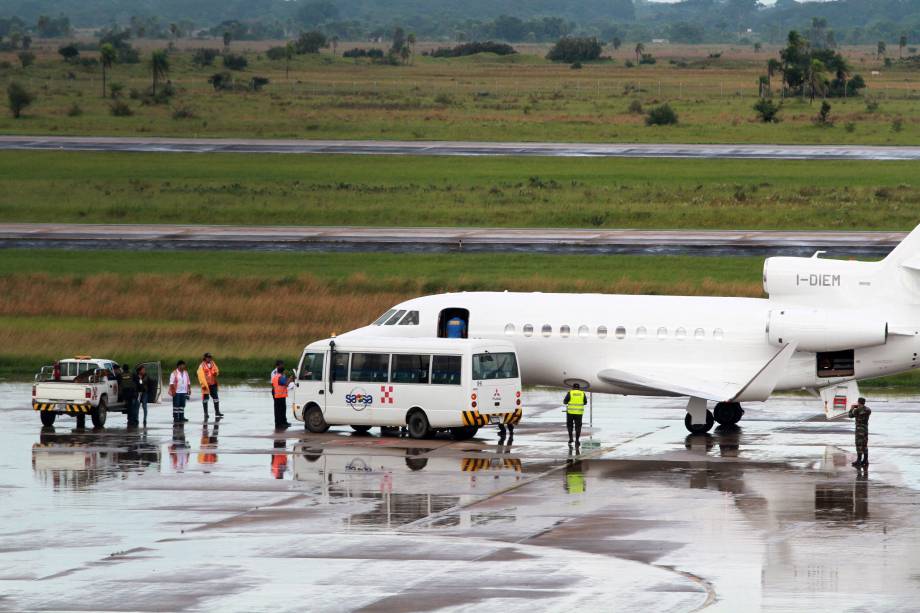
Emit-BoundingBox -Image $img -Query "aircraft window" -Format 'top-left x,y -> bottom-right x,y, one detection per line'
299,352 -> 324,381
504,323 -> 516,336
391,354 -> 430,384
636,326 -> 647,339
578,325 -> 589,338
332,352 -> 350,381
523,324 -> 534,337
694,328 -> 706,339
431,355 -> 462,385
657,327 -> 668,339
373,309 -> 396,326
615,326 -> 626,339
597,326 -> 608,339
350,353 -> 390,382
385,310 -> 407,325
399,310 -> 419,326
541,324 -> 552,337
713,328 -> 724,340
560,325 -> 571,338
675,327 -> 687,339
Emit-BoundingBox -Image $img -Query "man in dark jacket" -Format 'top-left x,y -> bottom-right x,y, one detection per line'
848,397 -> 872,468
120,363 -> 140,426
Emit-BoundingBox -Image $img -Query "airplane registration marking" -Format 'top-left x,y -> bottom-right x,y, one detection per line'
796,273 -> 841,287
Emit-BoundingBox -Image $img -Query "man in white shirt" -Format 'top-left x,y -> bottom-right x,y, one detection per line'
169,360 -> 191,424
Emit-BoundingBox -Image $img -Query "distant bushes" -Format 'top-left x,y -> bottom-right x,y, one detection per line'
546,37 -> 603,63
428,41 -> 516,58
343,48 -> 384,59
645,103 -> 678,126
266,46 -> 290,61
223,53 -> 248,70
192,48 -> 220,67
753,98 -> 781,123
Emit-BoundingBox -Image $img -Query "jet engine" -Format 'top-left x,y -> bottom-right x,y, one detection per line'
767,308 -> 887,352
763,256 -> 879,301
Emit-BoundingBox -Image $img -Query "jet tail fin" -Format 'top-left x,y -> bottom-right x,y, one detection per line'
883,224 -> 920,271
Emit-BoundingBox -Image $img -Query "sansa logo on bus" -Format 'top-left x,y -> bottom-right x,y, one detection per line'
345,388 -> 374,411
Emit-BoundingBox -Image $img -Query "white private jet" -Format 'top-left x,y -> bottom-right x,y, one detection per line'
341,225 -> 920,433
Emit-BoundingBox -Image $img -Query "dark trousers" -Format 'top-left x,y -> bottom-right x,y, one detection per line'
856,441 -> 869,465
566,412 -> 583,443
125,391 -> 139,425
273,397 -> 288,427
203,383 -> 220,414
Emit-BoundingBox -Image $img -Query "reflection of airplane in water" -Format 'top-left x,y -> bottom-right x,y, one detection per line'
292,442 -> 524,528
31,427 -> 160,489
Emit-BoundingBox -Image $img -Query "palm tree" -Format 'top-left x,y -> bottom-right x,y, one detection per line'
877,40 -> 886,60
805,58 -> 827,103
150,50 -> 169,98
284,41 -> 294,80
331,35 -> 339,57
899,35 -> 907,59
399,44 -> 411,65
634,42 -> 644,64
100,43 -> 116,98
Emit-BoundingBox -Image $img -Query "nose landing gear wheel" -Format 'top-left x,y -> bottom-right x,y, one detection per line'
685,410 -> 715,434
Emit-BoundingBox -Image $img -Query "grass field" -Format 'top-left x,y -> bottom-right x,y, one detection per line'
0,43 -> 918,143
3,151 -> 920,229
1,247 -> 916,387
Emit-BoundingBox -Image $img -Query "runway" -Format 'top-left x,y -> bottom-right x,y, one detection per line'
2,135 -> 920,160
0,223 -> 907,256
4,384 -> 920,611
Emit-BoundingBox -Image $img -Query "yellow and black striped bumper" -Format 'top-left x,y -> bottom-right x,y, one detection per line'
461,408 -> 523,427
33,402 -> 92,413
461,457 -> 523,472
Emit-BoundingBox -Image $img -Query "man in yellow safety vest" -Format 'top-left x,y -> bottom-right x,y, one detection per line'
563,383 -> 586,448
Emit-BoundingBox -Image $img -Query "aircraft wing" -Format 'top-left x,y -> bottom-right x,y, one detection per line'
597,343 -> 798,403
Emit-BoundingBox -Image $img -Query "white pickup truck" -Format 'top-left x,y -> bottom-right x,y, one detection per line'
32,357 -> 162,428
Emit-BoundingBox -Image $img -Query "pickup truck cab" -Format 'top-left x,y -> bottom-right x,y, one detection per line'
33,357 -> 161,428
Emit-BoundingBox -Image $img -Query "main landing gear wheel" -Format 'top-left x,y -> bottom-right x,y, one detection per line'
407,410 -> 432,440
305,405 -> 330,433
40,411 -> 56,427
713,402 -> 744,426
684,410 -> 715,434
351,425 -> 372,435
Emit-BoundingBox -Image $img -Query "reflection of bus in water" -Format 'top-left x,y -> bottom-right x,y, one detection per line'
292,442 -> 522,528
31,429 -> 160,490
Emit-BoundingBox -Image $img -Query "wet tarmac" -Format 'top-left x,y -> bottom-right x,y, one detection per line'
2,136 -> 920,161
3,384 -> 920,611
0,224 -> 905,257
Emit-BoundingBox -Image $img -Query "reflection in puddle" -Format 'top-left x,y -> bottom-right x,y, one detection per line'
291,442 -> 523,529
32,427 -> 160,490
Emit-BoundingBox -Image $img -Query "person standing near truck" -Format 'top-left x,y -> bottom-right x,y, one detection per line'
271,365 -> 293,429
169,360 -> 191,424
197,352 -> 223,421
137,364 -> 155,427
120,363 -> 140,427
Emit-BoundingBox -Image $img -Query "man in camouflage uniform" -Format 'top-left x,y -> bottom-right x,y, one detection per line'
848,397 -> 871,468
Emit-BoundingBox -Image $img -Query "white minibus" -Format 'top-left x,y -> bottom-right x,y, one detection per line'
291,337 -> 523,440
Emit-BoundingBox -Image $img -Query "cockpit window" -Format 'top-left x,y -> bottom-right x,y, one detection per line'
399,310 -> 419,325
385,309 -> 407,325
373,309 -> 396,326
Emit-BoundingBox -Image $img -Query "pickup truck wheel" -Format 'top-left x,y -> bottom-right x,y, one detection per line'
76,414 -> 86,429
91,397 -> 108,429
40,411 -> 56,427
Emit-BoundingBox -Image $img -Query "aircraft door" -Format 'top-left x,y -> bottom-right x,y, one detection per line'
438,308 -> 470,339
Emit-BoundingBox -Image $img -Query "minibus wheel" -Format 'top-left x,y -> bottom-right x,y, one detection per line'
407,409 -> 432,439
305,405 -> 330,433
450,426 -> 478,441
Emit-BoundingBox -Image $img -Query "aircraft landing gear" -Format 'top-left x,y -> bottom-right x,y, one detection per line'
713,402 -> 744,427
684,397 -> 714,434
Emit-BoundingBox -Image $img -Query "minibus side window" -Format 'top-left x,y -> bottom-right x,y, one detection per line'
391,354 -> 430,383
350,353 -> 390,382
332,353 -> 350,381
431,355 -> 462,385
472,352 -> 519,380
299,352 -> 324,381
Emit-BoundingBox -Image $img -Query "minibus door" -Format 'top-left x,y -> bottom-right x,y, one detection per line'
293,350 -> 327,421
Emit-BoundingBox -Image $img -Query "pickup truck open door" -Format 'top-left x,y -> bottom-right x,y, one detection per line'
137,362 -> 163,403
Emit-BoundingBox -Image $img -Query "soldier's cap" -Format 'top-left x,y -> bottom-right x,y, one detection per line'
858,397 -> 866,403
